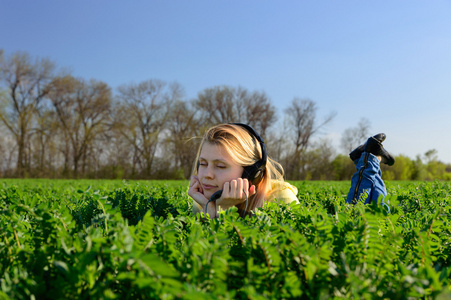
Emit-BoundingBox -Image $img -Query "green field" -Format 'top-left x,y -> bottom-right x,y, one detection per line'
1,179 -> 450,299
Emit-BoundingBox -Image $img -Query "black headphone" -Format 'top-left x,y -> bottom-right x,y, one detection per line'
196,123 -> 267,186
233,123 -> 267,185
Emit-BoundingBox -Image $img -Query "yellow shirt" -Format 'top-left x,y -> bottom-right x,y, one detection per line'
192,180 -> 299,214
266,180 -> 299,204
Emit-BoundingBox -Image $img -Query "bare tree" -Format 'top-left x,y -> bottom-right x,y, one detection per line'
30,106 -> 59,177
340,118 -> 371,153
0,51 -> 55,176
163,99 -> 201,178
283,98 -> 336,179
47,76 -> 73,175
47,75 -> 112,178
113,79 -> 176,178
194,86 -> 236,125
234,87 -> 277,137
194,86 -> 277,137
98,125 -> 134,179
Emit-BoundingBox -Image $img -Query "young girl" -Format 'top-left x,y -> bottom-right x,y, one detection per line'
188,123 -> 299,218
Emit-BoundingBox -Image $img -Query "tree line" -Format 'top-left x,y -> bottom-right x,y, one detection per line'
1,49 -> 450,180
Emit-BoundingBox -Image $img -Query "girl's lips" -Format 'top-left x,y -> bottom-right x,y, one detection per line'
202,184 -> 217,190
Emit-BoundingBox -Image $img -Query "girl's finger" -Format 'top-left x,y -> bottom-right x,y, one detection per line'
192,180 -> 199,190
237,181 -> 243,199
191,179 -> 203,194
222,181 -> 230,198
189,176 -> 199,187
249,185 -> 256,197
242,178 -> 249,195
230,179 -> 238,198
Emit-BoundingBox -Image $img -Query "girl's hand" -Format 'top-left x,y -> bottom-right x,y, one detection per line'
188,176 -> 218,218
216,178 -> 256,210
188,176 -> 208,207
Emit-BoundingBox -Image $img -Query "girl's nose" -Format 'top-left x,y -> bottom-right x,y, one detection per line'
202,165 -> 214,179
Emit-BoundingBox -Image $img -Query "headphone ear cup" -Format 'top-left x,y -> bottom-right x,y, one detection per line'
242,165 -> 254,182
252,169 -> 264,185
243,164 -> 264,185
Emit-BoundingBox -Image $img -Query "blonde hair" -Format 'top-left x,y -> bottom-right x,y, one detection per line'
192,123 -> 285,215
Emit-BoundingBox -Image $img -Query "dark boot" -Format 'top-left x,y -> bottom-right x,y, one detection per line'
349,133 -> 386,161
364,135 -> 395,166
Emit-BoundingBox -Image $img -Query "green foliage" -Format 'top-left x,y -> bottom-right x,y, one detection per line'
1,179 -> 451,299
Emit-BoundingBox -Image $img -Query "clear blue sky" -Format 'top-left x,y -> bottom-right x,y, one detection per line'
1,1 -> 451,163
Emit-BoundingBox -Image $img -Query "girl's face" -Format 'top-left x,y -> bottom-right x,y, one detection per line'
197,142 -> 244,199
